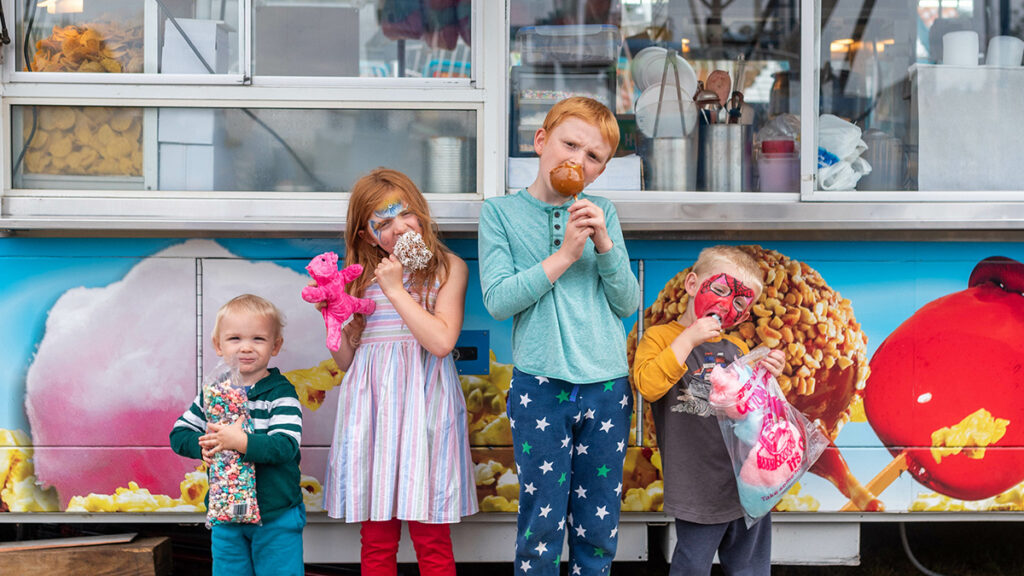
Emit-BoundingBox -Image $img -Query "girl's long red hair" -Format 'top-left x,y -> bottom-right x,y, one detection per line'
343,168 -> 451,344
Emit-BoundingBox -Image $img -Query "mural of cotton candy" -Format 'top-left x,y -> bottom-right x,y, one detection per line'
201,252 -> 343,451
25,240 -> 336,506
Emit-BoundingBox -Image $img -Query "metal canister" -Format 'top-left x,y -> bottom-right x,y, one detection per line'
639,133 -> 698,191
698,124 -> 753,192
426,136 -> 473,194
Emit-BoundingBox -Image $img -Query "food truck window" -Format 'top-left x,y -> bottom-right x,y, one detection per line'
14,0 -> 475,82
252,0 -> 473,79
507,0 -> 801,193
814,0 -> 1024,196
16,0 -> 244,80
10,105 -> 478,193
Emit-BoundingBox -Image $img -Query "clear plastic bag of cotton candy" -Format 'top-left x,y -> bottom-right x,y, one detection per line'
707,347 -> 828,526
202,360 -> 261,527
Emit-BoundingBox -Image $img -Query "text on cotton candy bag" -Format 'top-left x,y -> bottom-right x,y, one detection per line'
708,347 -> 828,525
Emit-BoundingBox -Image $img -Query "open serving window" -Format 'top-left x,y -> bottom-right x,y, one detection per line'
507,0 -> 802,198
809,0 -> 1024,201
504,0 -> 1024,212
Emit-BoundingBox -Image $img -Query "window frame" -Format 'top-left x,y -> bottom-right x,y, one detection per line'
0,0 -> 507,231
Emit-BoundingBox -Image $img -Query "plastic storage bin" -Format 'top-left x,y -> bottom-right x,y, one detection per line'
911,64 -> 1024,191
516,25 -> 620,66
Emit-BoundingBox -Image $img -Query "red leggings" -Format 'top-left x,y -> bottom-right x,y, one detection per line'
360,519 -> 455,576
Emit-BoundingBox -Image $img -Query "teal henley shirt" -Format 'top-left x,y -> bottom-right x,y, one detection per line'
478,189 -> 640,384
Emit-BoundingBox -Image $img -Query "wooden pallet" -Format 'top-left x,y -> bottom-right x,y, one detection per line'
0,534 -> 171,576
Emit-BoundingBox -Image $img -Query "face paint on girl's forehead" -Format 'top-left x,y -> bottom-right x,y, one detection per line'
373,196 -> 405,220
368,196 -> 407,242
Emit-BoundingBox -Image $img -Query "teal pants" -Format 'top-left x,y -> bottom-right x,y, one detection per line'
211,503 -> 305,576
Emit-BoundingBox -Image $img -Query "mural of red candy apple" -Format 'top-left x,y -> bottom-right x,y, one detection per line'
864,256 -> 1024,501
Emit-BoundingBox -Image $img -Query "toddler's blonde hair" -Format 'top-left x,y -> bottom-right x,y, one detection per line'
211,294 -> 285,343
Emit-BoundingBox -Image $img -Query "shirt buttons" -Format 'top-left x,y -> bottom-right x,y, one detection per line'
554,239 -> 562,246
554,211 -> 561,218
554,224 -> 561,230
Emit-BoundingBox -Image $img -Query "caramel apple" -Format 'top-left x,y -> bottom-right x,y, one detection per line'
550,162 -> 584,197
864,256 -> 1024,501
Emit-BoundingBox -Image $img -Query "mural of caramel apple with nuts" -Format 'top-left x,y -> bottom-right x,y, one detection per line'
627,245 -> 882,511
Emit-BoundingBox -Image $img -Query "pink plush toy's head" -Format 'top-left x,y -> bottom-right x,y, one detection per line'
306,252 -> 340,283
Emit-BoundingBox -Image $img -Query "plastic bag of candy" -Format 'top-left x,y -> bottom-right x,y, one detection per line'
708,347 -> 828,525
202,360 -> 261,527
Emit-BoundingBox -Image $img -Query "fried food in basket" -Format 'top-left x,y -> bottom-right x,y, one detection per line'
22,106 -> 143,177
31,20 -> 143,74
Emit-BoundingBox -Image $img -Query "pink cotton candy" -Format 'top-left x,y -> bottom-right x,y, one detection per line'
738,418 -> 804,488
709,365 -> 750,419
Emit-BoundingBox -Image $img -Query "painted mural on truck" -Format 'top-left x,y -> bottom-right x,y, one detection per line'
1,237 -> 1022,516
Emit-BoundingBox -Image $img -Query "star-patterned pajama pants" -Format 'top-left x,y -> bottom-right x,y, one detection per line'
507,368 -> 634,575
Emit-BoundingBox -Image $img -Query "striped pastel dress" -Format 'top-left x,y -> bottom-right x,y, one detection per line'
323,274 -> 478,523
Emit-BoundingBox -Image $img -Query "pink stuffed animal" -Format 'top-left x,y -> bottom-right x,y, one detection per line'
301,252 -> 376,351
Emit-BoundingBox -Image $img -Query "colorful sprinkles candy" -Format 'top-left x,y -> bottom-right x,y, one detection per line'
203,364 -> 261,526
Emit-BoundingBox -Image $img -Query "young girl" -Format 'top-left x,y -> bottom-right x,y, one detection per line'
318,168 -> 477,575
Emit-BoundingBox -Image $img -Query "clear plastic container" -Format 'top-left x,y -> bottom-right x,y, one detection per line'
516,25 -> 620,66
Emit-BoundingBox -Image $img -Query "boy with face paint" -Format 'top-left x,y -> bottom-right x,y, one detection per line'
632,246 -> 786,576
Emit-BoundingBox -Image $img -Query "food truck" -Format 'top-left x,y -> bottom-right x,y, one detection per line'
1,0 -> 1022,566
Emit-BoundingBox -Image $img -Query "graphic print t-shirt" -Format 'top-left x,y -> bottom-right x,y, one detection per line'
650,328 -> 748,524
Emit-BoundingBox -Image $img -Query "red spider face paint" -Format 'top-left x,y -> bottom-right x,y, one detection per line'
693,273 -> 756,328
